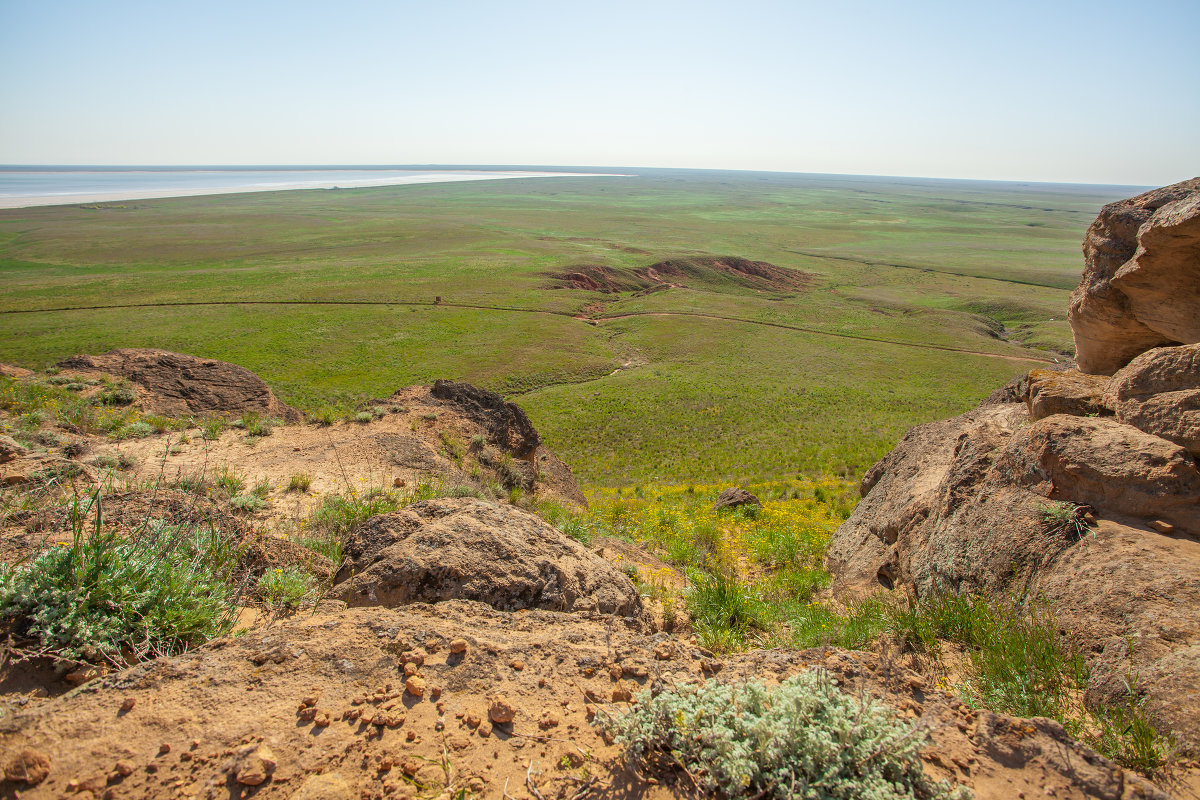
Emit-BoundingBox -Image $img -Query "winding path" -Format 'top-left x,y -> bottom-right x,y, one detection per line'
1,298 -> 1057,365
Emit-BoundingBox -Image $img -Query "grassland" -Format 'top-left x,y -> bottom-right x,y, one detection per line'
0,169 -> 1136,485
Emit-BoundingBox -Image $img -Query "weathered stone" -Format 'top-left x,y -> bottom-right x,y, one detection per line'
1105,342 -> 1200,457
331,498 -> 642,617
712,487 -> 762,511
58,348 -> 302,422
1069,178 -> 1200,374
1022,368 -> 1109,419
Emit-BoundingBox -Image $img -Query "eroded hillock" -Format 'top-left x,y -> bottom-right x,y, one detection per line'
546,255 -> 813,294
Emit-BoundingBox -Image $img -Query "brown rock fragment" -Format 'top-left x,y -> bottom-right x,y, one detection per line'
487,695 -> 517,724
4,748 -> 51,785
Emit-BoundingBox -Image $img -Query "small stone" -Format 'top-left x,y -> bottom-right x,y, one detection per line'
114,760 -> 135,777
700,659 -> 723,674
449,638 -> 469,654
314,712 -> 332,727
406,730 -> 418,742
118,697 -> 136,713
4,748 -> 51,785
298,706 -> 318,721
424,638 -> 440,653
465,712 -> 482,728
622,664 -> 649,678
538,714 -> 560,730
403,662 -> 419,677
400,651 -> 425,667
234,745 -> 277,786
608,663 -> 622,680
64,666 -> 102,686
158,743 -> 171,756
430,686 -> 442,700
612,682 -> 633,703
405,676 -> 427,697
509,659 -> 525,671
585,704 -> 597,721
393,477 -> 406,488
1150,520 -> 1176,534
488,695 -> 517,724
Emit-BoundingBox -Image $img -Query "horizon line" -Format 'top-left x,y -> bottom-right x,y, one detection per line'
0,163 -> 1162,190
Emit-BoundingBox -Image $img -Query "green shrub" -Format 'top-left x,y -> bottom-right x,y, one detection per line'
215,466 -> 244,496
230,494 -> 267,512
199,417 -> 228,440
287,473 -> 312,492
469,433 -> 487,450
1039,501 -> 1089,541
93,386 -> 136,406
251,478 -> 272,498
597,671 -> 969,800
312,406 -> 338,426
91,455 -> 119,470
308,491 -> 401,541
239,412 -> 274,438
142,414 -> 173,433
1085,682 -> 1175,775
257,566 -> 315,610
112,421 -> 154,440
888,594 -> 1087,722
439,430 -> 465,462
0,492 -> 240,660
354,411 -> 374,423
687,568 -> 773,652
297,534 -> 343,564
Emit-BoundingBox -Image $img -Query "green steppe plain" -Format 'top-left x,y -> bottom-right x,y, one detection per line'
0,170 -> 1136,486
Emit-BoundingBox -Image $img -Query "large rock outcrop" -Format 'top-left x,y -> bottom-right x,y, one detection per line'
331,498 -> 642,617
1068,178 -> 1200,374
57,348 -> 302,422
829,181 -> 1200,753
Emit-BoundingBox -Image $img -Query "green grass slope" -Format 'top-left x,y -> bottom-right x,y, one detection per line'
0,170 -> 1135,485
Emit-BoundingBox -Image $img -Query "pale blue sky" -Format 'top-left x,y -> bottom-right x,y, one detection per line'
2,0 -> 1196,184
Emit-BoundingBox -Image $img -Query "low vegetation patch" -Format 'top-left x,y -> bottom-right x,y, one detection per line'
0,490 -> 241,662
257,566 -> 315,611
597,670 -> 969,800
559,482 -> 1175,775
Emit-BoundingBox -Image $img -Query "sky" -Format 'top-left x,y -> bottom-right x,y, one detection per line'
1,0 -> 1197,185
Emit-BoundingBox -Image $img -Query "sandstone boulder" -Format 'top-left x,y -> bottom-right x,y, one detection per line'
331,498 -> 642,616
1068,178 -> 1200,375
58,348 -> 302,422
827,398 -> 1200,751
713,487 -> 762,511
1022,368 -> 1109,419
1104,342 -> 1200,457
997,415 -> 1200,536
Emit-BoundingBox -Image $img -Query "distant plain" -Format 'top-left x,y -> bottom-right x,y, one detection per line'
0,169 -> 1138,485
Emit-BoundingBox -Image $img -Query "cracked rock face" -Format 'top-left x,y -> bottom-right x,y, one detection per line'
1068,177 -> 1200,375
